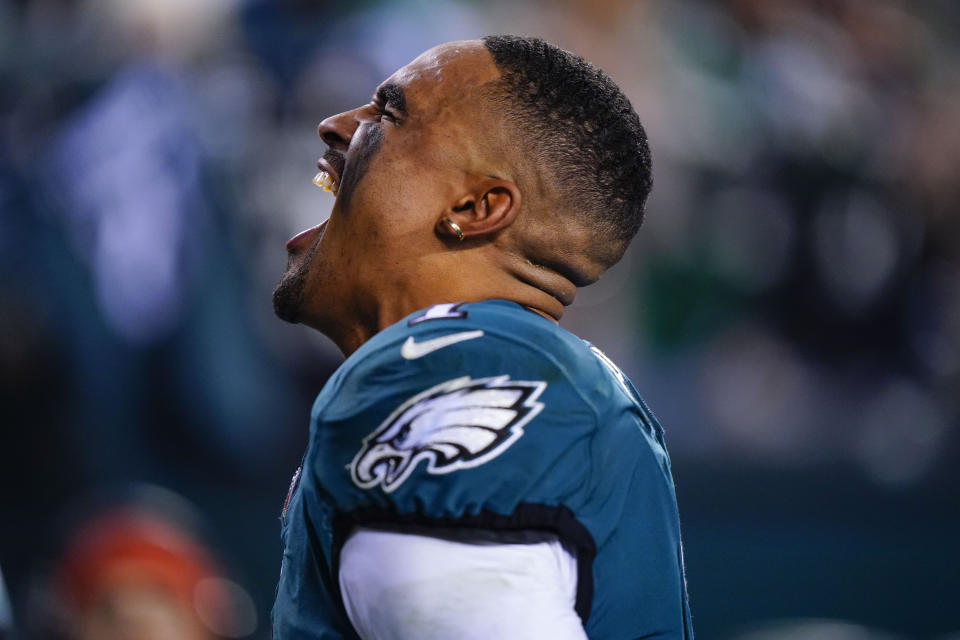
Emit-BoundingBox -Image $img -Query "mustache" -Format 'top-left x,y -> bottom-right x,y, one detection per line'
322,149 -> 346,178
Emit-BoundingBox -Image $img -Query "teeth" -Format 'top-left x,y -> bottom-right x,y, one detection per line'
312,170 -> 339,195
312,170 -> 332,189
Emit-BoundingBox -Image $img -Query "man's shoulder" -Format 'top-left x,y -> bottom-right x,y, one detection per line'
300,300 -> 669,553
311,300 -> 613,442
303,301 -> 608,507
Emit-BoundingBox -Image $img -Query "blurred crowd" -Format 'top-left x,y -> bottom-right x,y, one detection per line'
1,0 -> 958,638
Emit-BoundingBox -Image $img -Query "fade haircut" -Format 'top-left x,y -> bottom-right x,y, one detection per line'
482,35 -> 652,267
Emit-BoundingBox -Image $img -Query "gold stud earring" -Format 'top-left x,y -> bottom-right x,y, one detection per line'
442,217 -> 464,242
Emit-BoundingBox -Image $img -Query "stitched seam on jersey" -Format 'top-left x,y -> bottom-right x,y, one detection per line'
300,492 -> 362,640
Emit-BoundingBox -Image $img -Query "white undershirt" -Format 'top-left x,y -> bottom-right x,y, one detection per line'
339,527 -> 587,640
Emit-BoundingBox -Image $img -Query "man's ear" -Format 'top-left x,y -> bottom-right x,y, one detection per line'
436,178 -> 522,241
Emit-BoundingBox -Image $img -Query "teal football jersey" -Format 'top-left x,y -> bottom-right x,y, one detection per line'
273,300 -> 694,639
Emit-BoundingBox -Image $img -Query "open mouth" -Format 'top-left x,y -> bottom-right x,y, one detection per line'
313,170 -> 339,195
313,155 -> 343,195
288,154 -> 342,249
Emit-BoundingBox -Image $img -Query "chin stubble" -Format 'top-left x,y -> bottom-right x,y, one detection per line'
272,240 -> 319,323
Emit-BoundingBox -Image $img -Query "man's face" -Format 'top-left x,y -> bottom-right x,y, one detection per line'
273,41 -> 501,337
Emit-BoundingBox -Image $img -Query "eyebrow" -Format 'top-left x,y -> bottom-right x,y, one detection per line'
375,83 -> 407,119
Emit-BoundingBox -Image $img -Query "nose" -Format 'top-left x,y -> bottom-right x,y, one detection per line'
317,108 -> 362,151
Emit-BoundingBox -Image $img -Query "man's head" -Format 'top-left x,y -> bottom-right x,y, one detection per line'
480,35 -> 652,269
273,36 -> 651,353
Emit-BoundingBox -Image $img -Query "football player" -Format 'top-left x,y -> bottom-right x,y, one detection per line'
271,36 -> 694,639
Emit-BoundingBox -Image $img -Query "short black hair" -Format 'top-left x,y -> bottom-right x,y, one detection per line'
482,35 -> 652,266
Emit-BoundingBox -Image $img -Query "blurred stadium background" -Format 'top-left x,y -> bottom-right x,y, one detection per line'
1,0 -> 958,638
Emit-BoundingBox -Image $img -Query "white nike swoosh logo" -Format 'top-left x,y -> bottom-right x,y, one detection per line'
401,330 -> 485,360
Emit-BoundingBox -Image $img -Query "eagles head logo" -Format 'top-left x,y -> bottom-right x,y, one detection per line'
350,376 -> 547,493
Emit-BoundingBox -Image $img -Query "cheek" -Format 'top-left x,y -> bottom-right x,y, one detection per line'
354,147 -> 446,226
338,124 -> 385,210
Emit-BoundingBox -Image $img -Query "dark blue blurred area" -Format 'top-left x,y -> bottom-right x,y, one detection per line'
1,0 -> 958,638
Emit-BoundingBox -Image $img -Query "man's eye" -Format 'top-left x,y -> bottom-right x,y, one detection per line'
376,108 -> 395,123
